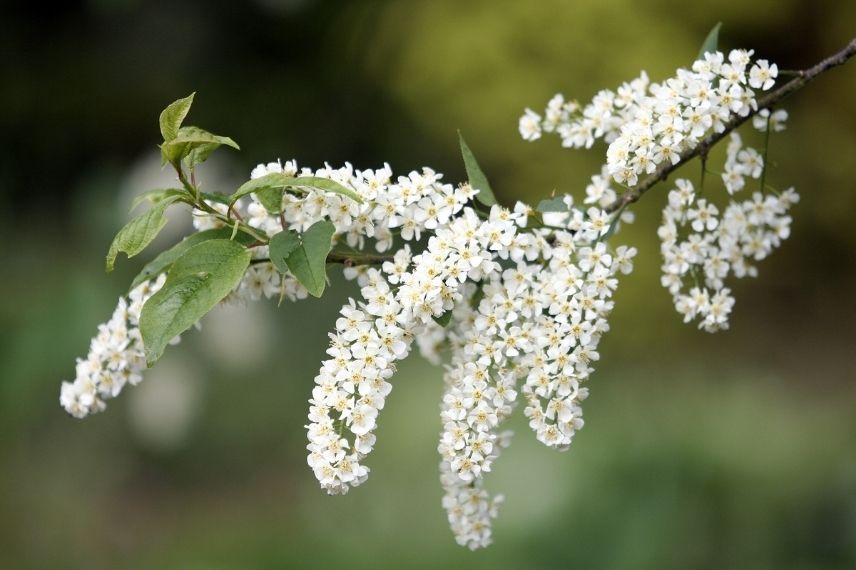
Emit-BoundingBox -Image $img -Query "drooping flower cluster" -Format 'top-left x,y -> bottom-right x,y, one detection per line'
306,204 -> 524,496
60,275 -> 165,418
430,219 -> 635,548
658,174 -> 798,331
521,50 -> 780,186
254,157 -> 637,546
58,258 -> 297,419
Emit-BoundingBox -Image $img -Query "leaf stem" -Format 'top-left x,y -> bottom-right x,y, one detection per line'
175,163 -> 269,244
252,251 -> 394,267
759,111 -> 772,193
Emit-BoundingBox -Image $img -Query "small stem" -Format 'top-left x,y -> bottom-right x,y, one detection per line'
251,251 -> 394,267
327,251 -> 395,266
175,165 -> 198,202
175,162 -> 269,243
759,111 -> 772,192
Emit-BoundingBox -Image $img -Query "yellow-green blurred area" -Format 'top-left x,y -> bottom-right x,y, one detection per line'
2,0 -> 855,568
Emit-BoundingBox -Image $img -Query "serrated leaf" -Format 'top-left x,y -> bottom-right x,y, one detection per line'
433,309 -> 453,327
230,173 -> 363,210
140,239 -> 251,365
130,228 -> 257,289
159,93 -> 195,141
459,131 -> 497,207
106,195 -> 181,272
160,125 -> 239,166
697,22 -> 722,61
268,231 -> 301,274
271,221 -> 335,297
536,196 -> 569,213
129,188 -> 188,213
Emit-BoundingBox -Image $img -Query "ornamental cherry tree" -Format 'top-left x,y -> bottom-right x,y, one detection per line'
59,29 -> 856,549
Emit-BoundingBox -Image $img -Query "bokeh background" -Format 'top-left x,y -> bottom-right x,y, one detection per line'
2,1 -> 855,568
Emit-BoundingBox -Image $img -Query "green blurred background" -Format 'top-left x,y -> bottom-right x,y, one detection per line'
2,1 -> 855,568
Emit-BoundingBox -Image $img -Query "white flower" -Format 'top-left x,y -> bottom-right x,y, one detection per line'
519,108 -> 543,141
752,108 -> 788,132
687,199 -> 719,232
748,59 -> 778,90
349,404 -> 378,435
59,275 -> 167,418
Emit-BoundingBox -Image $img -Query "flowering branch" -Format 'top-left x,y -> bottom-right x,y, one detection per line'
62,30 -> 856,552
605,36 -> 856,213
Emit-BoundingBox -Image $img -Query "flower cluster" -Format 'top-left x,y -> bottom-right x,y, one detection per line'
658,176 -> 798,331
519,73 -> 651,147
60,275 -> 165,418
522,50 -> 780,186
59,258 -> 298,419
432,220 -> 635,548
273,159 -> 637,546
244,160 -> 476,252
306,204 -> 523,496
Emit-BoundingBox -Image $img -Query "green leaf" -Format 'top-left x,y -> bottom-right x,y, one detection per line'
230,173 -> 363,210
292,177 -> 363,204
160,125 -> 239,166
230,174 -> 295,209
140,239 -> 251,365
129,188 -> 188,213
130,228 -> 257,289
697,22 -> 722,60
433,309 -> 453,327
458,131 -> 497,207
269,221 -> 335,297
268,231 -> 301,274
536,195 -> 569,213
106,195 -> 181,272
186,142 -> 220,169
159,93 -> 195,141
255,187 -> 284,213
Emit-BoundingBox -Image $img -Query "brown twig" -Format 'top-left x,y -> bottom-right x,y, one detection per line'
326,252 -> 394,266
252,252 -> 395,267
